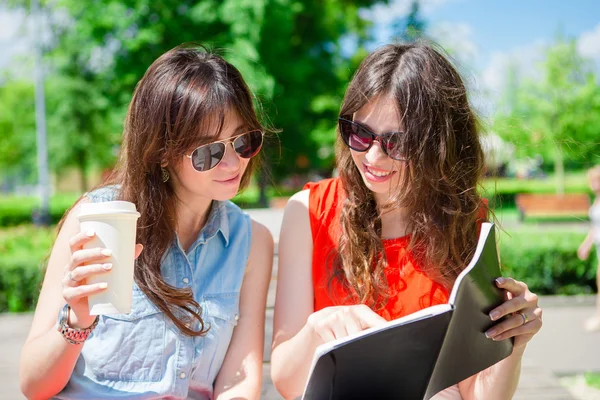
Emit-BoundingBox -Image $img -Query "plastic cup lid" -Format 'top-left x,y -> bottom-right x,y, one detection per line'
77,201 -> 141,219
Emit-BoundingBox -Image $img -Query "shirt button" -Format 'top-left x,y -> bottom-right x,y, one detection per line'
182,278 -> 189,284
180,372 -> 186,379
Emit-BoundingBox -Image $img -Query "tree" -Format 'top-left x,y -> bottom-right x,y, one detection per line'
493,36 -> 600,193
392,0 -> 426,43
4,0 -> 389,192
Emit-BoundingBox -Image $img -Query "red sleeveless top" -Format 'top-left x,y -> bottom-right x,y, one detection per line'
304,178 -> 450,321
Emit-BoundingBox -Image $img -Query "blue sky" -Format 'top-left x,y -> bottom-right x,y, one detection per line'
1,0 -> 599,104
425,0 -> 600,67
364,0 -> 600,114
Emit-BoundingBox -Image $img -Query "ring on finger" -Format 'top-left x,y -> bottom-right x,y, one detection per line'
68,271 -> 77,282
517,311 -> 529,325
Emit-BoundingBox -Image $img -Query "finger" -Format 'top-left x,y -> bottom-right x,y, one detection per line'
314,320 -> 336,344
495,277 -> 527,296
490,318 -> 542,342
353,305 -> 387,329
489,294 -> 528,320
67,263 -> 113,284
344,315 -> 364,336
486,311 -> 532,338
63,282 -> 108,303
69,248 -> 113,270
329,314 -> 349,340
134,244 -> 144,260
68,230 -> 97,252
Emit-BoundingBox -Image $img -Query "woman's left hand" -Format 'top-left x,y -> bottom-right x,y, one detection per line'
485,277 -> 543,350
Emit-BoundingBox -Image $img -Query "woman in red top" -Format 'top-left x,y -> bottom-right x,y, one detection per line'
271,42 -> 542,399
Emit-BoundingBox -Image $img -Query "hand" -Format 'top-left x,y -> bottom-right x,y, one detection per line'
577,244 -> 590,261
485,277 -> 542,350
306,304 -> 387,344
61,230 -> 143,328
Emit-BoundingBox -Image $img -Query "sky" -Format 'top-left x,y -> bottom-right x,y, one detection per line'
365,0 -> 600,114
1,0 -> 599,114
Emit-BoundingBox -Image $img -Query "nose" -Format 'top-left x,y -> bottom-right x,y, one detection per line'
364,140 -> 388,163
217,142 -> 241,171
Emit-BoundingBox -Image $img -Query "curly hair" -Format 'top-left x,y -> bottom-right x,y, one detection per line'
334,42 -> 485,309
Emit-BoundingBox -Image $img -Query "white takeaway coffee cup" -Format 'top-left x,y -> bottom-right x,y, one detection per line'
77,201 -> 141,315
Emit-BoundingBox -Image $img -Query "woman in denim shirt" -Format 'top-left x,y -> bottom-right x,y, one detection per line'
20,44 -> 274,399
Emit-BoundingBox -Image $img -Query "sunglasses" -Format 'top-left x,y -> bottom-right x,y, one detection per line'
186,130 -> 264,172
338,117 -> 406,161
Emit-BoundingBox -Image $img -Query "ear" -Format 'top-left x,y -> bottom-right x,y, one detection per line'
161,161 -> 168,168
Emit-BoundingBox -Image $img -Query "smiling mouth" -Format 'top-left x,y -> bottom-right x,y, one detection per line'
364,164 -> 394,177
216,174 -> 240,183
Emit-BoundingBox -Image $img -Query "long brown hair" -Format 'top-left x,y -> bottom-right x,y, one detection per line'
335,42 -> 485,309
107,44 -> 265,335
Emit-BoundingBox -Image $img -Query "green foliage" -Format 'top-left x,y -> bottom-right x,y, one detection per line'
4,0 -> 388,188
585,373 -> 600,390
493,37 -> 600,193
0,80 -> 37,182
0,225 -> 53,312
498,227 -> 597,295
0,194 -> 79,226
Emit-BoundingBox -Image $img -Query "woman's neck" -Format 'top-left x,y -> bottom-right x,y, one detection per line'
378,205 -> 410,240
175,197 -> 213,252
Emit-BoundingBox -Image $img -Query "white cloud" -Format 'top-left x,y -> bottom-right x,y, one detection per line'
577,23 -> 600,66
0,7 -> 29,70
360,0 -> 462,26
429,22 -> 478,68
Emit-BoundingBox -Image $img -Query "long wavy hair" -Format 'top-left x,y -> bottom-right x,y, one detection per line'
106,44 -> 264,335
334,42 -> 485,309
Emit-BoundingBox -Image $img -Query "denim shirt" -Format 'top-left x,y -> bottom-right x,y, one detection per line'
55,187 -> 252,399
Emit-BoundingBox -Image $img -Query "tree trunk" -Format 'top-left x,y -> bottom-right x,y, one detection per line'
554,141 -> 565,195
78,151 -> 88,192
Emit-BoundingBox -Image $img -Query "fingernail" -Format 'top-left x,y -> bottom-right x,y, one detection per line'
102,263 -> 112,270
495,278 -> 504,285
101,249 -> 112,256
485,329 -> 497,338
86,230 -> 95,237
489,310 -> 501,320
98,282 -> 108,288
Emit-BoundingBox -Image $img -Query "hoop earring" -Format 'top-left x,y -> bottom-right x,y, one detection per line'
161,167 -> 170,183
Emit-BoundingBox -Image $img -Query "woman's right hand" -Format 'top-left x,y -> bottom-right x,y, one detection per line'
61,230 -> 113,328
306,304 -> 387,344
61,231 -> 143,328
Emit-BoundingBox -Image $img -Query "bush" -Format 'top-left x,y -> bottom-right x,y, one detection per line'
0,225 -> 54,312
0,223 -> 596,313
498,227 -> 597,295
0,194 -> 80,227
481,173 -> 591,209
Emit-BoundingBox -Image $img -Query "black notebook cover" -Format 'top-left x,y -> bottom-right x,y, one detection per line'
302,223 -> 513,400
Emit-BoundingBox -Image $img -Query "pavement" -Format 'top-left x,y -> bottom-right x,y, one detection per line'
1,208 -> 598,399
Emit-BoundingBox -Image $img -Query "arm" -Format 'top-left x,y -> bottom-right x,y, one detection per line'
270,190 -> 385,399
213,220 -> 274,400
19,201 -> 115,399
270,190 -> 322,399
578,228 -> 596,260
458,278 -> 542,400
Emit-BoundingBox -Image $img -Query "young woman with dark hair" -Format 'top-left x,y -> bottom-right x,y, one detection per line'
20,44 -> 273,399
271,42 -> 543,399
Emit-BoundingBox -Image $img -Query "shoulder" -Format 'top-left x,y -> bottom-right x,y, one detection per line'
250,219 -> 274,249
85,185 -> 121,203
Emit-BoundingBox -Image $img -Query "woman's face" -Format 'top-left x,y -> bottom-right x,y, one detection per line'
170,110 -> 251,203
350,95 -> 406,204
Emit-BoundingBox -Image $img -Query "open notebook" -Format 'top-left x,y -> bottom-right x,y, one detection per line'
302,222 -> 513,400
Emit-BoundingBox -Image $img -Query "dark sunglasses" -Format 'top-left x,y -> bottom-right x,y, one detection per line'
338,117 -> 406,161
186,130 -> 264,172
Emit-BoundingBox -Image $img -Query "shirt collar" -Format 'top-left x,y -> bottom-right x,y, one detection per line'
198,200 -> 230,246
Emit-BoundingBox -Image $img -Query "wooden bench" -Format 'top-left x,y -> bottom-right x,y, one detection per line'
515,193 -> 591,221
